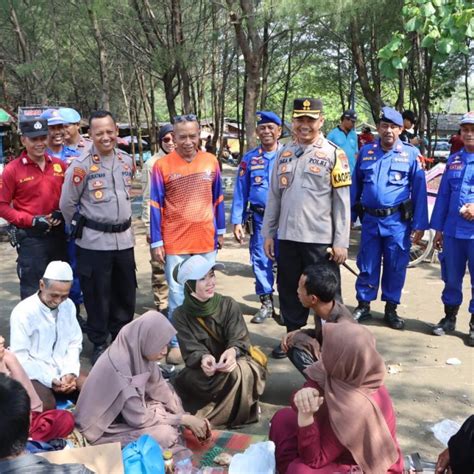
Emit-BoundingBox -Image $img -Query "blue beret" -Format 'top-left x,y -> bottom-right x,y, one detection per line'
40,108 -> 68,126
380,107 -> 403,127
59,107 -> 81,124
256,110 -> 282,126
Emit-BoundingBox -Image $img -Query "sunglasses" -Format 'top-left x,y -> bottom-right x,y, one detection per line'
162,136 -> 173,143
173,114 -> 198,124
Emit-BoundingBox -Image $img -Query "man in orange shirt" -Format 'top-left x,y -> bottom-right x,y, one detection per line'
150,115 -> 225,364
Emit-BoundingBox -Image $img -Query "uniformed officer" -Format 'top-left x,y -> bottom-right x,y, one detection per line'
60,107 -> 92,153
0,119 -> 67,298
231,111 -> 282,324
262,98 -> 351,358
430,111 -> 474,346
60,110 -> 136,364
40,108 -> 81,165
351,106 -> 428,329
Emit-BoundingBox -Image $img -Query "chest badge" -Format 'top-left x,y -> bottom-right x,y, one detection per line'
90,164 -> 100,172
94,190 -> 104,200
310,165 -> 320,173
254,176 -> 262,184
282,151 -> 292,158
53,163 -> 62,173
92,155 -> 101,164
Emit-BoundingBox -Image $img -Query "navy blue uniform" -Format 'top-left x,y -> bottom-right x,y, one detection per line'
231,146 -> 279,295
430,148 -> 474,312
351,139 -> 429,304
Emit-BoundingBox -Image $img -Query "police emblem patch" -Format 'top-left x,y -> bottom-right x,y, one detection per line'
254,176 -> 262,183
90,165 -> 100,172
53,163 -> 63,173
94,190 -> 104,200
92,180 -> 103,188
309,166 -> 320,173
73,175 -> 83,185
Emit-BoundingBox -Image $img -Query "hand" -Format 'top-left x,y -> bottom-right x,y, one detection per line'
460,203 -> 474,221
233,224 -> 245,244
0,336 -> 6,373
411,229 -> 424,245
182,414 -> 209,440
264,238 -> 275,260
328,247 -> 347,264
201,354 -> 217,377
32,215 -> 51,232
216,348 -> 237,373
152,246 -> 166,264
281,330 -> 300,352
217,234 -> 224,249
294,387 -> 324,415
51,378 -> 63,393
60,374 -> 77,393
435,447 -> 451,473
433,231 -> 443,251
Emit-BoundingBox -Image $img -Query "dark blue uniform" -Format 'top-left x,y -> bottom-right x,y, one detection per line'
431,148 -> 474,312
231,145 -> 279,295
351,139 -> 428,304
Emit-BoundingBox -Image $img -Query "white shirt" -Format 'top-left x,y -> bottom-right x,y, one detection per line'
10,293 -> 82,388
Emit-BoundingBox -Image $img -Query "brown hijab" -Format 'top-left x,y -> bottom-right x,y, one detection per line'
305,323 -> 398,474
75,311 -> 181,443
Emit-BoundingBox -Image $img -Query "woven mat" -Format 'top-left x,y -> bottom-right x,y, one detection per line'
184,429 -> 267,471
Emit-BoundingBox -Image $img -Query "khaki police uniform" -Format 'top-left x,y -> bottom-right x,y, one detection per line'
60,145 -> 136,347
262,137 -> 351,330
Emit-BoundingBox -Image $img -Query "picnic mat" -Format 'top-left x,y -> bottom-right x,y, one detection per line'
184,429 -> 268,471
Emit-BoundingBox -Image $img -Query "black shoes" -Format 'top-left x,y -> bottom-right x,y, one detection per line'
91,344 -> 108,365
433,305 -> 459,336
384,302 -> 405,330
271,344 -> 287,359
353,301 -> 372,322
468,314 -> 474,347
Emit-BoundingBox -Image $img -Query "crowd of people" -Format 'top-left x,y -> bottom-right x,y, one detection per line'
0,100 -> 473,473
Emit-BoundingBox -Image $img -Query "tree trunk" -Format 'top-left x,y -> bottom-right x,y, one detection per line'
465,54 -> 471,111
259,19 -> 269,110
163,70 -> 178,121
86,0 -> 111,110
395,69 -> 405,111
281,29 -> 294,126
349,16 -> 382,121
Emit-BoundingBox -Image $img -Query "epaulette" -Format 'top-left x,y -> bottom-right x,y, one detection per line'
326,139 -> 338,150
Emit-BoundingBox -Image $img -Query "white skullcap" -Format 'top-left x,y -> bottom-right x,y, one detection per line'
43,261 -> 73,281
174,255 -> 224,285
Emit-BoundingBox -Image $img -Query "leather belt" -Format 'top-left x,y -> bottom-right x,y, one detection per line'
84,217 -> 132,233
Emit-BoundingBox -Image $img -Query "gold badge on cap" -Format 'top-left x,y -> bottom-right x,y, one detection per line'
303,99 -> 311,110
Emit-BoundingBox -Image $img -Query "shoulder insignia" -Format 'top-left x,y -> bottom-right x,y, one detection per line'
331,151 -> 352,188
73,166 -> 86,185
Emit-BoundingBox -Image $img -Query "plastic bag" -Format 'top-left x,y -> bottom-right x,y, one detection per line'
122,434 -> 165,474
431,419 -> 461,446
228,441 -> 275,474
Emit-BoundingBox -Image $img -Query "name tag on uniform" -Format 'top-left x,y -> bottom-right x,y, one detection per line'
250,165 -> 264,171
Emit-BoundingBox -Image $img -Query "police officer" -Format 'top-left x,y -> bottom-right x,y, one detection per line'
0,119 -> 67,298
40,108 -> 81,165
262,98 -> 351,358
60,107 -> 92,153
430,111 -> 474,346
231,111 -> 282,324
60,110 -> 136,364
351,106 -> 428,329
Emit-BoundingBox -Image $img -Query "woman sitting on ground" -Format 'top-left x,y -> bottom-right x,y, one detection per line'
172,255 -> 266,428
270,323 -> 403,474
75,311 -> 209,455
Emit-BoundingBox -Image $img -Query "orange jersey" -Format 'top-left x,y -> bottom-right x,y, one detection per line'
150,151 -> 225,255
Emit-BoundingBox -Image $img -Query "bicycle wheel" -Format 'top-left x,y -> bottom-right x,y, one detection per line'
409,229 -> 434,267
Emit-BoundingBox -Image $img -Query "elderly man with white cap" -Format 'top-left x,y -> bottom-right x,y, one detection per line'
9,261 -> 85,411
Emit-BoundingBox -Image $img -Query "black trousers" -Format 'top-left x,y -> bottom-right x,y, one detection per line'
16,232 -> 67,300
287,347 -> 317,377
277,240 -> 341,331
76,247 -> 136,346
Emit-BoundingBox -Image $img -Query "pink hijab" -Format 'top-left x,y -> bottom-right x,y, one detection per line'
305,323 -> 398,474
0,336 -> 43,412
75,311 -> 181,443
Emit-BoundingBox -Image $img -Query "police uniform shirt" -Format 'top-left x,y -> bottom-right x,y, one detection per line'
60,145 -> 135,251
431,148 -> 474,239
230,145 -> 279,224
262,137 -> 351,247
351,139 -> 428,236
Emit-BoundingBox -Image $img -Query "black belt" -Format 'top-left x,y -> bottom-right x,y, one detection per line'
249,204 -> 265,215
364,203 -> 403,218
84,217 -> 132,233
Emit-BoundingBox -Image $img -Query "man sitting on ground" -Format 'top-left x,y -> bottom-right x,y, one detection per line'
10,261 -> 85,411
280,261 -> 355,375
0,374 -> 92,473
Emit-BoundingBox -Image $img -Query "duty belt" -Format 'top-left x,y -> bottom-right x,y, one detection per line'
249,204 -> 265,215
84,217 -> 132,233
364,200 -> 409,218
